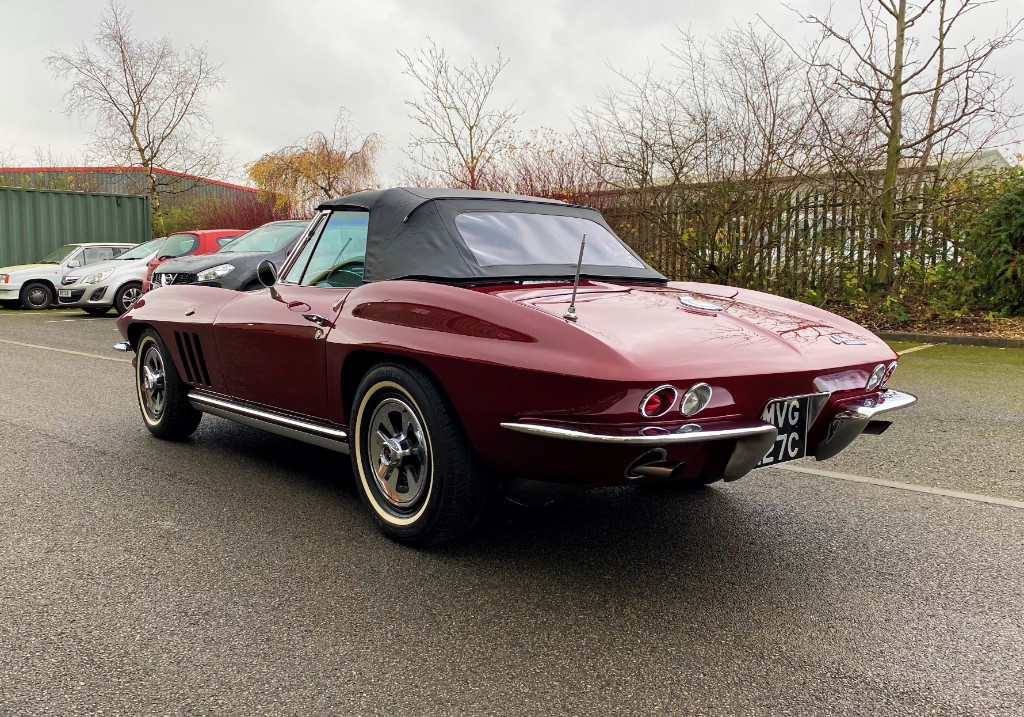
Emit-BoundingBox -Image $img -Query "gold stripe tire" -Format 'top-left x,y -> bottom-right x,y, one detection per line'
135,329 -> 202,440
351,363 -> 487,546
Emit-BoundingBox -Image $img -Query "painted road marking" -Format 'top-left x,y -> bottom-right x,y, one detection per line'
773,463 -> 1024,511
0,338 -> 131,364
43,318 -> 106,323
0,311 -> 80,317
899,343 -> 935,354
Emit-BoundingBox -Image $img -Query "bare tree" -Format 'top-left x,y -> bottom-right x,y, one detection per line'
0,146 -> 17,168
471,128 -> 608,205
400,40 -> 521,189
788,0 -> 1023,286
246,110 -> 384,217
46,1 -> 225,234
576,27 -> 830,285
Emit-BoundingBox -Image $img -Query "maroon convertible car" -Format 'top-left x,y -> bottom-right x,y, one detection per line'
115,188 -> 916,545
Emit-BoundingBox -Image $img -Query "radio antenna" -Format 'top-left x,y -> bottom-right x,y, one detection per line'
563,234 -> 586,322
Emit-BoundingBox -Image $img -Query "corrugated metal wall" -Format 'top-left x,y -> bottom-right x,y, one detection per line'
0,186 -> 151,267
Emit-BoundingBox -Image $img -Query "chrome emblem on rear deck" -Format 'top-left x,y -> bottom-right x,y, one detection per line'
678,294 -> 725,312
828,334 -> 867,345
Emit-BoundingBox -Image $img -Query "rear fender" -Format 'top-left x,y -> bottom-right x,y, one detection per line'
327,280 -> 637,439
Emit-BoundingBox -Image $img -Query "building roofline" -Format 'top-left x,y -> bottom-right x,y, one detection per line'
1,166 -> 257,194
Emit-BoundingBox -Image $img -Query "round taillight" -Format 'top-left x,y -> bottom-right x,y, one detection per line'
681,383 -> 713,417
866,363 -> 887,391
640,385 -> 678,418
882,361 -> 897,386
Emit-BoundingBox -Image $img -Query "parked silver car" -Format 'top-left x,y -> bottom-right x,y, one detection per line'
57,237 -> 165,315
0,243 -> 137,310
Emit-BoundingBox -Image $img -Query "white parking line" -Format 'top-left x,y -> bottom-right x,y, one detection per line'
773,463 -> 1024,510
899,343 -> 935,354
43,318 -> 105,323
0,310 -> 80,317
0,338 -> 131,364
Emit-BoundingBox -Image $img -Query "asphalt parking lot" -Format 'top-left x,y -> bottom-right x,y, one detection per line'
1,310 -> 1023,716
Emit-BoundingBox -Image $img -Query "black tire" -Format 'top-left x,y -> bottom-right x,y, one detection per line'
20,282 -> 53,310
113,282 -> 143,315
83,306 -> 111,316
135,329 -> 202,439
350,363 -> 487,546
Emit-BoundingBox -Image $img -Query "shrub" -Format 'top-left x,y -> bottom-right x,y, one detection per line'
966,175 -> 1024,315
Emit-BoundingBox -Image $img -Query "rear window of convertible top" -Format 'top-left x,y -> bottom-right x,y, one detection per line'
454,211 -> 644,268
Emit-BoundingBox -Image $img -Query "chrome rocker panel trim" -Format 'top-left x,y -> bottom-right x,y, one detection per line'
815,389 -> 917,461
188,391 -> 350,454
500,418 -> 780,483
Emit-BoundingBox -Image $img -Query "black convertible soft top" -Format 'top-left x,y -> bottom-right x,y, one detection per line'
316,187 -> 666,284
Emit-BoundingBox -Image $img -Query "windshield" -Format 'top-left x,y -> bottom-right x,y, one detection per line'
219,223 -> 306,254
38,245 -> 80,265
117,238 -> 163,260
454,212 -> 644,269
158,233 -> 199,259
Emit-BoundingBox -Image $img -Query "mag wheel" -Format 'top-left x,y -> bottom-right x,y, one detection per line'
114,282 -> 143,314
135,329 -> 202,439
351,363 -> 487,546
20,282 -> 53,310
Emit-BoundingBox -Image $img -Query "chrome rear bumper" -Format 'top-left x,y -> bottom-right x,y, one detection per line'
814,389 -> 917,460
500,418 -> 779,482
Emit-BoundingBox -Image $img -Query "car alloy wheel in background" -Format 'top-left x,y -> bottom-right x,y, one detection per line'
115,283 -> 143,315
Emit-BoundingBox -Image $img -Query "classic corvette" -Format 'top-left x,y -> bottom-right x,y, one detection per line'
115,187 -> 916,545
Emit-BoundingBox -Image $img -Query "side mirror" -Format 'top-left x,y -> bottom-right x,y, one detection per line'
257,259 -> 281,300
256,259 -> 279,287
67,260 -> 81,268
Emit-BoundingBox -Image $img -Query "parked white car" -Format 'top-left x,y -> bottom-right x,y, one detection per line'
57,237 -> 165,315
0,243 -> 137,310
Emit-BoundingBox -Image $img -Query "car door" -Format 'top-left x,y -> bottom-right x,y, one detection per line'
212,210 -> 369,420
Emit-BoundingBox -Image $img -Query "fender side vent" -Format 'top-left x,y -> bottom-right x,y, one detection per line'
174,331 -> 211,386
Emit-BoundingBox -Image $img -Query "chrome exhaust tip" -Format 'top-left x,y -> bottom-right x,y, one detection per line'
625,449 -> 687,481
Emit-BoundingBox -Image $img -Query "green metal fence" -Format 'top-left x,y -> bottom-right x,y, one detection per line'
603,183 -> 960,301
0,186 -> 151,267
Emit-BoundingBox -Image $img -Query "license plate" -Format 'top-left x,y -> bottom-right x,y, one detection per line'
756,395 -> 813,467
58,290 -> 72,298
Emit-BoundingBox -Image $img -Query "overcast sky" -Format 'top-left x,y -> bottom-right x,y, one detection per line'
1,0 -> 1022,185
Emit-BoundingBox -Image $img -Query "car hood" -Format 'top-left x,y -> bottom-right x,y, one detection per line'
156,251 -> 267,274
66,255 -> 150,279
0,263 -> 58,276
483,280 -> 893,377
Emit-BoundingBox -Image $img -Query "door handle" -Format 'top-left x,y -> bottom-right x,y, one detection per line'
302,313 -> 333,327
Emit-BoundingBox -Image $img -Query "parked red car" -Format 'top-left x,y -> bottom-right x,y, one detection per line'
142,229 -> 245,292
115,188 -> 915,546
